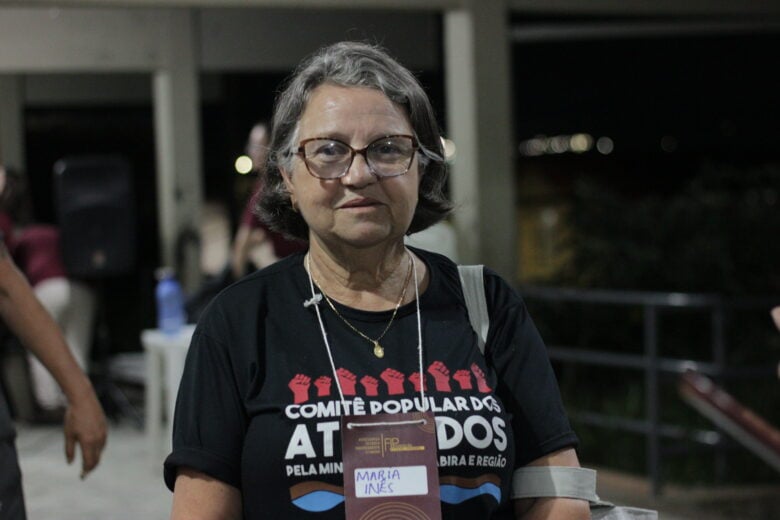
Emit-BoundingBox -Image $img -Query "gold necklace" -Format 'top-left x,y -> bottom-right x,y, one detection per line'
308,252 -> 413,358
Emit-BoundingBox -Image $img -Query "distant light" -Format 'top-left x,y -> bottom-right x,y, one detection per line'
569,133 -> 593,153
596,137 -> 614,155
549,135 -> 569,154
441,137 -> 457,161
235,155 -> 253,175
529,136 -> 547,156
519,132 -> 600,156
660,135 -> 678,153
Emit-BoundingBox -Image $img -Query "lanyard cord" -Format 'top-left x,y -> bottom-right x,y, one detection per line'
305,249 -> 425,413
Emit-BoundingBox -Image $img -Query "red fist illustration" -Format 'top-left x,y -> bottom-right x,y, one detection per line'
360,375 -> 379,396
288,374 -> 311,404
453,369 -> 473,391
427,361 -> 452,392
336,368 -> 357,395
470,363 -> 492,393
408,372 -> 427,392
314,376 -> 332,397
380,368 -> 406,395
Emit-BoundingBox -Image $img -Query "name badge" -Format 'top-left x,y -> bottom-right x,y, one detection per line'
341,411 -> 441,520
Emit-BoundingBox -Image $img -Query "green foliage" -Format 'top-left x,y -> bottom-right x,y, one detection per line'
559,161 -> 780,294
531,161 -> 780,487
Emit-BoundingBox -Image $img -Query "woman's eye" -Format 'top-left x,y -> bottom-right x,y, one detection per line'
313,142 -> 348,159
376,144 -> 401,154
372,141 -> 407,158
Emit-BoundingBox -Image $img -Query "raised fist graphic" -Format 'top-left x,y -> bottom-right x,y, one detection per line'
427,361 -> 452,392
336,368 -> 357,395
408,372 -> 428,392
470,363 -> 492,393
360,375 -> 379,396
288,374 -> 311,404
452,369 -> 473,391
314,376 -> 332,397
380,368 -> 406,395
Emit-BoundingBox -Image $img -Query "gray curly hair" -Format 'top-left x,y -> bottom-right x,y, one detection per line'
257,41 -> 452,241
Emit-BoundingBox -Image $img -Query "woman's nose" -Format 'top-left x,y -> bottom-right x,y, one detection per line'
340,152 -> 377,188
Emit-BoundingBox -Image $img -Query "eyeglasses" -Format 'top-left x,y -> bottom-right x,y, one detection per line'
295,134 -> 418,180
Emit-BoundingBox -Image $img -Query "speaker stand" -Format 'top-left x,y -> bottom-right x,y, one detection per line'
91,279 -> 143,429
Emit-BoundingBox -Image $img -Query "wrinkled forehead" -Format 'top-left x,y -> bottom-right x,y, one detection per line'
299,85 -> 411,134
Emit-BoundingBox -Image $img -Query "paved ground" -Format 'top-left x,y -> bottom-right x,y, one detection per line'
14,420 -> 780,519
16,422 -> 171,520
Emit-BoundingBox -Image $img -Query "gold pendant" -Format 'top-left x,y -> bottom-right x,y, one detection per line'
373,341 -> 384,358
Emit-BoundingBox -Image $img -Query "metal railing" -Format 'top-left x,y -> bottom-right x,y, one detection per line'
518,285 -> 779,496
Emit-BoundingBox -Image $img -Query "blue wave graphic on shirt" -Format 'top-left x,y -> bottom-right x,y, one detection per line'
440,482 -> 501,504
438,473 -> 502,505
291,490 -> 345,512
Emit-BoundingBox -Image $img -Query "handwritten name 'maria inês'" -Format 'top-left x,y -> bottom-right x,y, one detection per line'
355,468 -> 401,496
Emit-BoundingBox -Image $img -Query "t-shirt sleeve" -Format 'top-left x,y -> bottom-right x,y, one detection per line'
163,308 -> 248,491
482,268 -> 578,468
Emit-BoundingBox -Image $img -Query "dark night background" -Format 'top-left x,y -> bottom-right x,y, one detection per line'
19,21 -> 780,345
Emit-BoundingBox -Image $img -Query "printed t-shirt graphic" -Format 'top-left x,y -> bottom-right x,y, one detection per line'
283,360 -> 506,513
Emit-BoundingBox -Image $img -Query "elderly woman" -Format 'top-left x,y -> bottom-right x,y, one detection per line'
165,42 -> 588,519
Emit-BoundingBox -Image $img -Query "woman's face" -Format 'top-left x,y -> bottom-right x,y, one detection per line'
281,84 -> 420,250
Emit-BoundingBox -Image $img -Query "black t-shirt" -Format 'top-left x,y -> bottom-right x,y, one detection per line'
164,249 -> 577,519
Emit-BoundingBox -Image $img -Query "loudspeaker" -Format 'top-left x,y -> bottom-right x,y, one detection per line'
53,156 -> 136,278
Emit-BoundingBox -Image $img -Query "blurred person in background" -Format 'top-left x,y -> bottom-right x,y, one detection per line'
165,41 -> 587,519
230,121 -> 306,280
0,166 -> 107,520
186,123 -> 305,323
0,166 -> 96,419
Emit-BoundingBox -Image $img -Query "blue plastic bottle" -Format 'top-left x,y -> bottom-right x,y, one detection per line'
155,267 -> 186,335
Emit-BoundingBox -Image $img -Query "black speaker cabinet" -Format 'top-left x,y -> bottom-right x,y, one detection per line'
53,156 -> 136,278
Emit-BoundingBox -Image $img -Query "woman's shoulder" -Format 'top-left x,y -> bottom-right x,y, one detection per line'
409,245 -> 457,273
230,252 -> 303,292
198,253 -> 305,323
412,246 -> 515,297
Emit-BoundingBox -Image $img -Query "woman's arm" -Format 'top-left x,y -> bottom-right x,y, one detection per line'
513,448 -> 591,520
0,247 -> 107,477
171,468 -> 242,520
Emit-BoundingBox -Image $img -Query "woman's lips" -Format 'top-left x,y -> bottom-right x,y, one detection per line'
339,198 -> 380,209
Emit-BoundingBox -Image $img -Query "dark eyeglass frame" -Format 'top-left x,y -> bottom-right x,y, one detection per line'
294,134 -> 419,180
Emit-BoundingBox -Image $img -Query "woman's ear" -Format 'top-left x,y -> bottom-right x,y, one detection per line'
280,167 -> 299,212
280,167 -> 295,194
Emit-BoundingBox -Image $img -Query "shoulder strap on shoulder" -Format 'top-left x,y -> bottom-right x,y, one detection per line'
458,264 -> 489,354
511,466 -> 599,502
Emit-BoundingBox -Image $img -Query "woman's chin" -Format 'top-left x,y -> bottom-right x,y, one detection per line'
329,227 -> 402,250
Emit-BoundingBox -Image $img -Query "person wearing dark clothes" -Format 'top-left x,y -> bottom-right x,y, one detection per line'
165,42 -> 588,519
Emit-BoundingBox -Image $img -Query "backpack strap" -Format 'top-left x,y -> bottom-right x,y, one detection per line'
511,466 -> 599,502
457,264 -> 489,354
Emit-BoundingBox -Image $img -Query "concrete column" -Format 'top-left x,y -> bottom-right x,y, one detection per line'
444,0 -> 516,281
152,9 -> 203,291
0,75 -> 26,172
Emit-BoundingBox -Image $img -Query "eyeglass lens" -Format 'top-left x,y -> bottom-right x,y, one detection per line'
302,136 -> 415,179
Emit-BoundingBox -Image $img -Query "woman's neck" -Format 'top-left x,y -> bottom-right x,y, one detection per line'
306,238 -> 414,310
